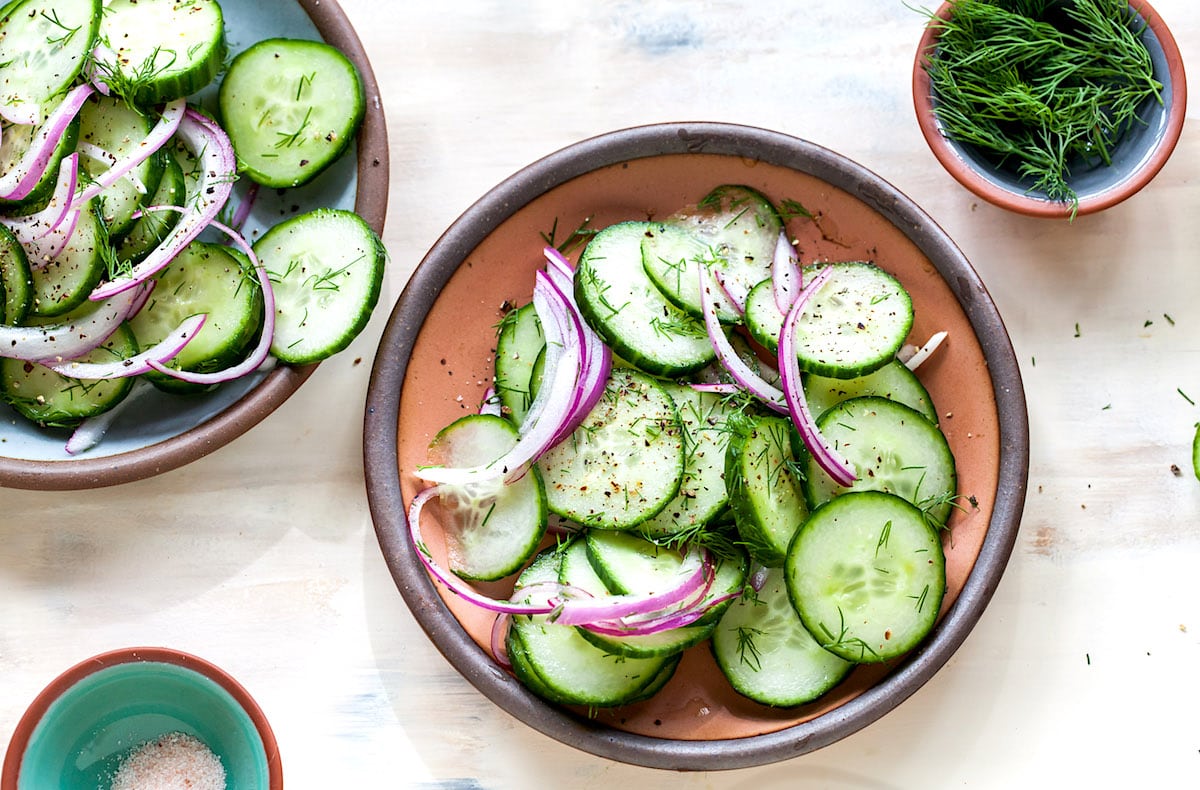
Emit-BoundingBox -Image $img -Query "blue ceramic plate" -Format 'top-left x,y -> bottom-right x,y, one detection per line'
0,0 -> 388,489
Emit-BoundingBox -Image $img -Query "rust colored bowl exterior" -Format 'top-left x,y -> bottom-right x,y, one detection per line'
364,123 -> 1029,769
0,0 -> 389,490
913,0 -> 1186,218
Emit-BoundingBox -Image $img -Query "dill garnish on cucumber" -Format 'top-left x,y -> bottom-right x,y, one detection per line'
920,0 -> 1162,213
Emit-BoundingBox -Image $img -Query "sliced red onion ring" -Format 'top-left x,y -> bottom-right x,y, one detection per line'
478,387 -> 503,417
72,99 -> 185,207
145,216 -> 276,385
41,314 -> 206,379
229,181 -> 260,234
490,614 -> 512,669
542,245 -> 574,277
549,547 -> 709,626
699,268 -> 787,412
65,377 -> 154,455
0,289 -> 137,361
902,330 -> 948,372
778,267 -> 857,487
0,84 -> 93,201
771,231 -> 803,313
89,109 -> 236,300
2,152 -> 81,267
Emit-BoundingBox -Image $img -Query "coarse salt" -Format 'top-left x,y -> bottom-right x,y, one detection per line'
109,731 -> 226,790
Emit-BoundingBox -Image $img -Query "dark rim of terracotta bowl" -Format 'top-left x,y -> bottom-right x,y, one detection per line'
0,0 -> 390,490
912,0 -> 1186,218
363,122 -> 1030,770
1,646 -> 283,789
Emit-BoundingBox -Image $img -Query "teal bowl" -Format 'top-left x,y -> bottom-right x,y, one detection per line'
1,648 -> 282,790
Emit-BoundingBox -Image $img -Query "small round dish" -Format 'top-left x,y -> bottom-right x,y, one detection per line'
0,0 -> 389,490
1,647 -> 282,789
912,0 -> 1186,218
364,122 -> 1030,769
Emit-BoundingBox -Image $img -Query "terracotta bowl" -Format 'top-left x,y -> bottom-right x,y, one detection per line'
1,647 -> 282,789
0,0 -> 389,490
364,122 -> 1030,769
913,0 -> 1186,218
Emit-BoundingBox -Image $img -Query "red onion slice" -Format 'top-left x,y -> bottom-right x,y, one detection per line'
64,378 -> 155,455
0,289 -> 137,361
771,231 -> 803,313
2,152 -> 81,267
778,267 -> 857,487
72,99 -> 185,208
902,330 -> 948,372
699,268 -> 787,412
0,84 -> 93,201
41,314 -> 206,379
89,109 -> 236,300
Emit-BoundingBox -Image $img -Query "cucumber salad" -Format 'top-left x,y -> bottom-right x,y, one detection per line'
409,184 -> 960,709
0,0 -> 386,453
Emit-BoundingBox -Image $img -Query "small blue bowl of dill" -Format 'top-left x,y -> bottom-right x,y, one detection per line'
913,0 -> 1186,218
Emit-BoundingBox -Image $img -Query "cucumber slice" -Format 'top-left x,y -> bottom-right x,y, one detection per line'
744,261 -> 914,379
77,94 -> 166,238
536,367 -> 684,530
712,567 -> 852,707
116,151 -> 185,266
93,0 -> 226,105
785,491 -> 946,663
219,37 -> 365,188
0,321 -> 136,428
0,0 -> 100,125
804,358 -> 938,423
427,414 -> 547,581
641,185 -> 782,323
0,225 -> 32,325
254,208 -> 386,365
725,413 -> 809,568
574,220 -> 714,377
493,301 -> 544,427
128,240 -> 263,391
1193,423 -> 1200,482
561,537 -> 710,658
506,545 -> 675,707
637,383 -> 736,539
803,396 -> 957,529
26,200 -> 105,317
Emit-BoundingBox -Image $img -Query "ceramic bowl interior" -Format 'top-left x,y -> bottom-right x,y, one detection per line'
0,0 -> 389,490
912,0 -> 1186,217
1,647 -> 282,790
364,123 -> 1030,769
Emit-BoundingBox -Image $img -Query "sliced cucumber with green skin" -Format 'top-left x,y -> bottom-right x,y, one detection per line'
0,225 -> 32,325
803,396 -> 957,530
219,37 -> 365,188
26,200 -> 105,317
637,383 -> 736,539
427,414 -> 547,581
128,240 -> 263,392
785,490 -> 946,663
725,412 -> 809,568
641,185 -> 782,324
560,536 -> 710,658
0,322 -> 137,428
506,545 -> 675,707
0,0 -> 100,125
78,94 -> 166,239
93,0 -> 226,106
712,566 -> 853,707
745,261 -> 914,379
574,221 -> 714,378
254,208 -> 386,366
537,366 -> 684,530
805,358 -> 938,424
0,115 -> 80,213
116,152 -> 185,266
493,301 -> 544,427
1194,423 -> 1200,482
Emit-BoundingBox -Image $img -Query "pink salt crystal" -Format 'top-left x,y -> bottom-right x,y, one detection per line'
109,731 -> 227,790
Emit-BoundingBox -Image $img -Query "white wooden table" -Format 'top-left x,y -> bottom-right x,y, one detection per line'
3,1 -> 1199,786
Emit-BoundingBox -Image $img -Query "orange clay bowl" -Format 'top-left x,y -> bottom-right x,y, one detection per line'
0,0 -> 389,490
364,123 -> 1029,769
